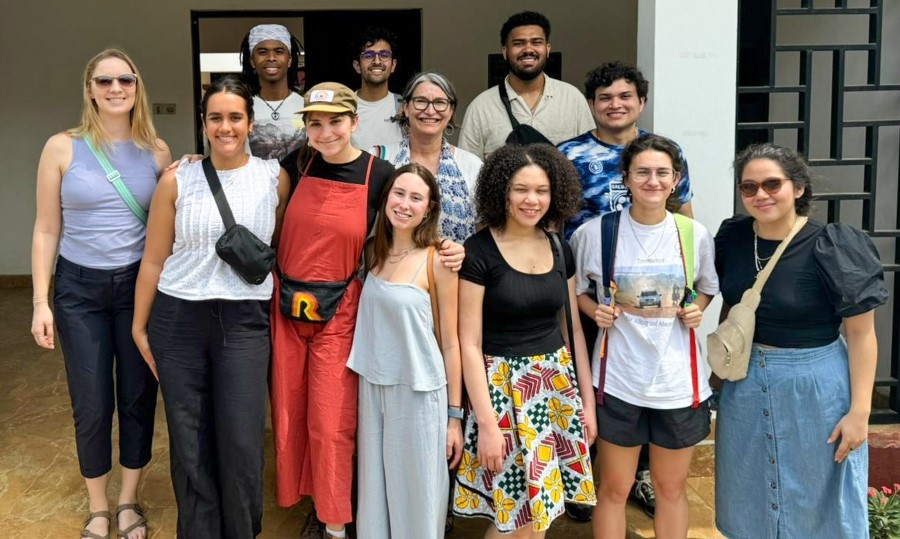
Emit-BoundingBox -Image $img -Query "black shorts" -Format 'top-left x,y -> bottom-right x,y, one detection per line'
596,393 -> 711,450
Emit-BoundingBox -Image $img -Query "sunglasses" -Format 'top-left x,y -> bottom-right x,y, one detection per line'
92,74 -> 138,89
360,50 -> 392,61
737,178 -> 790,197
410,97 -> 452,112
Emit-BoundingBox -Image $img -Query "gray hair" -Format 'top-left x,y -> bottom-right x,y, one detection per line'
733,143 -> 813,216
395,71 -> 459,132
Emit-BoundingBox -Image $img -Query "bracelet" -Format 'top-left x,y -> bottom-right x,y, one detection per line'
448,407 -> 464,420
448,404 -> 463,409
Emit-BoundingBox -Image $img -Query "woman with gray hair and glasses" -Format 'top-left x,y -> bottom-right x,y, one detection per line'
370,71 -> 482,243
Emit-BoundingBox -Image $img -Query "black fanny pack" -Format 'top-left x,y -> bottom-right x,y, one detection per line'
499,82 -> 553,146
202,158 -> 275,285
278,272 -> 355,323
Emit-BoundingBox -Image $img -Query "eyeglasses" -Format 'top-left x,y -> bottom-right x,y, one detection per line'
360,50 -> 392,61
410,97 -> 453,112
737,178 -> 790,197
628,168 -> 676,183
91,74 -> 138,89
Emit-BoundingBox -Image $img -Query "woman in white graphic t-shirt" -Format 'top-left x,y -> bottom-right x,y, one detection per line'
570,133 -> 719,539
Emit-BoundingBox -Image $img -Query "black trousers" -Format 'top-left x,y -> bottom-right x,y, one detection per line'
149,292 -> 269,539
53,256 -> 157,478
579,311 -> 650,473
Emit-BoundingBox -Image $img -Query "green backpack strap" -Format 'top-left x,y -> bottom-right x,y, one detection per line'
673,213 -> 694,292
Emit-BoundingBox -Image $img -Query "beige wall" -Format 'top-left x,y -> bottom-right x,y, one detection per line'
0,0 -> 635,274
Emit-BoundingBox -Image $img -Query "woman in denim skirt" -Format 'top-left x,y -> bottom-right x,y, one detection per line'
714,143 -> 887,538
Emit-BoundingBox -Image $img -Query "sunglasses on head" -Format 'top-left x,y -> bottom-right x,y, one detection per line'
91,74 -> 138,89
737,178 -> 790,197
360,50 -> 392,61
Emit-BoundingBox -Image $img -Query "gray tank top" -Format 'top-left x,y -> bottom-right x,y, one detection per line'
347,255 -> 446,391
59,137 -> 158,269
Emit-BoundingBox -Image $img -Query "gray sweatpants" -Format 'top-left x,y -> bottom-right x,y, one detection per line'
356,378 -> 449,539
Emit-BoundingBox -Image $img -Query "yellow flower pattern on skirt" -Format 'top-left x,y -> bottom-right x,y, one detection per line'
453,347 -> 596,532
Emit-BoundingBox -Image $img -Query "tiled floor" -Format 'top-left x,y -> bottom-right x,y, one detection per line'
0,287 -> 722,538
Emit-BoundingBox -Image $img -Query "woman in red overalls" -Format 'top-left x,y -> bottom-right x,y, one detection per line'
272,83 -> 464,539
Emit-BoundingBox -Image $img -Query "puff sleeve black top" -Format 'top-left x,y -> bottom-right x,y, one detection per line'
714,215 -> 887,348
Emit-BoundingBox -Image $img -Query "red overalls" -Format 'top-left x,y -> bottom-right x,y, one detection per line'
270,155 -> 374,523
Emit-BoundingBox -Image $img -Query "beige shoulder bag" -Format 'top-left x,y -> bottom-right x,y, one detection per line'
707,216 -> 807,381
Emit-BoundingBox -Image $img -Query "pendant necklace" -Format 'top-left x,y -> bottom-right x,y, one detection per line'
262,94 -> 289,120
629,213 -> 667,258
387,247 -> 415,264
753,229 -> 774,275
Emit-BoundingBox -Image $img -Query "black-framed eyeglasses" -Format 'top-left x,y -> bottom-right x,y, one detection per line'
91,74 -> 138,89
410,97 -> 453,112
360,50 -> 392,61
737,178 -> 790,197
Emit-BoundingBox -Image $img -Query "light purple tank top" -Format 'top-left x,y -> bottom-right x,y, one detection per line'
59,138 -> 158,269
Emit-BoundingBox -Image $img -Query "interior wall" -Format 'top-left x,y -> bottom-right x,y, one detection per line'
0,0 -> 636,275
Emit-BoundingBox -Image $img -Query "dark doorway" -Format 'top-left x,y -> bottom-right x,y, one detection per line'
190,9 -> 422,153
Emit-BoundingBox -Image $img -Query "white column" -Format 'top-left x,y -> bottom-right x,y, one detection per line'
637,0 -> 739,342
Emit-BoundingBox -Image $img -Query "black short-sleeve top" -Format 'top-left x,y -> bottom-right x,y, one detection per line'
715,215 -> 887,348
460,228 -> 575,357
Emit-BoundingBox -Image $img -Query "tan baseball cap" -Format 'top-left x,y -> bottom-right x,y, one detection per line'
297,82 -> 358,115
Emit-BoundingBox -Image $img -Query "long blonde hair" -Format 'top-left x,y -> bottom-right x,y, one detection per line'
68,48 -> 159,150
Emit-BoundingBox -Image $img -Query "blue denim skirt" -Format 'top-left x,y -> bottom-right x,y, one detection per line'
715,339 -> 869,539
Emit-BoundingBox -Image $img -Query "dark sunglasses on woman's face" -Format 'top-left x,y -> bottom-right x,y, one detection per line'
92,74 -> 138,89
737,178 -> 790,197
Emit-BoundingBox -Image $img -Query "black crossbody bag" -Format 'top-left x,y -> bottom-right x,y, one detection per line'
202,157 -> 276,285
498,82 -> 554,146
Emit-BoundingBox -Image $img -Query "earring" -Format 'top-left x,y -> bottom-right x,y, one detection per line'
671,186 -> 676,194
423,212 -> 431,220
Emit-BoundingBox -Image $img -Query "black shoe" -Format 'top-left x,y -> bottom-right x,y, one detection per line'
631,469 -> 656,518
565,501 -> 593,522
299,511 -> 326,539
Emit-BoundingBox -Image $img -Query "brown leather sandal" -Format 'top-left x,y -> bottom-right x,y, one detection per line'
115,503 -> 147,538
81,510 -> 112,539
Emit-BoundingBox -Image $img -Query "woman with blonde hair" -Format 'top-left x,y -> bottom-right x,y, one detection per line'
31,48 -> 170,539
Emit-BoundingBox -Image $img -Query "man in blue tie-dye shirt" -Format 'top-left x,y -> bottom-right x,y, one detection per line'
558,62 -> 693,240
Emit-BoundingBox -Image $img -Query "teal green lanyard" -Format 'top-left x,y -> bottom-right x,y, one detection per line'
83,135 -> 148,225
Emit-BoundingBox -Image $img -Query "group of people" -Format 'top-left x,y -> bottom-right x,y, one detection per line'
30,8 -> 887,539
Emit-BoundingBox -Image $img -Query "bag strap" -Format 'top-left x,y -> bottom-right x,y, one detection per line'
596,211 -> 621,406
752,216 -> 808,292
83,135 -> 148,225
201,157 -> 236,230
427,246 -> 441,348
549,232 -> 577,384
673,213 -> 694,291
497,81 -> 521,129
673,213 -> 700,408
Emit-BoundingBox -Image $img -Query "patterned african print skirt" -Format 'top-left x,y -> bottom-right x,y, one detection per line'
453,346 -> 596,532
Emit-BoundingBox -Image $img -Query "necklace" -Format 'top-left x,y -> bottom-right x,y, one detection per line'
753,229 -> 774,275
386,247 -> 415,264
628,213 -> 667,258
261,94 -> 289,120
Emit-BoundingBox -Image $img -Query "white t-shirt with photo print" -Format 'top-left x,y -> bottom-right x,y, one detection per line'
571,209 -> 719,409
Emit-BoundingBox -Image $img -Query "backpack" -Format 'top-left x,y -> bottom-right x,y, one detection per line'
596,211 -> 701,408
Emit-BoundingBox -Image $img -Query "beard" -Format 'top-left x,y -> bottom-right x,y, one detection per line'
507,53 -> 546,81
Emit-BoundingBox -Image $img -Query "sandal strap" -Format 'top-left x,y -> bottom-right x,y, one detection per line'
115,503 -> 145,517
115,504 -> 147,538
81,511 -> 112,539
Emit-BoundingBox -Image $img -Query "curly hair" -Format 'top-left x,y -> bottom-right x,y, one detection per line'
369,163 -> 442,270
733,143 -> 813,216
238,31 -> 304,96
584,61 -> 649,101
620,134 -> 685,212
355,26 -> 399,59
500,11 -> 551,45
476,144 -> 582,231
